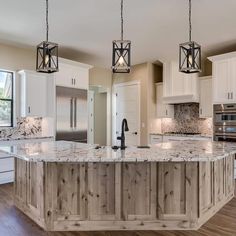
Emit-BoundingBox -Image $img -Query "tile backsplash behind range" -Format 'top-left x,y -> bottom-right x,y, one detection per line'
0,117 -> 42,140
161,103 -> 212,136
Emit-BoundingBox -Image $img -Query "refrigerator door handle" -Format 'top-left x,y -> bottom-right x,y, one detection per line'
70,98 -> 73,128
74,98 -> 77,128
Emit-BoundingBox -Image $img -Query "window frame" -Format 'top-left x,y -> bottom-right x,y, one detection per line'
0,70 -> 14,128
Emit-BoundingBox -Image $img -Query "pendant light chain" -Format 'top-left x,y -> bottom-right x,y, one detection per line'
189,0 -> 192,42
121,0 -> 124,41
46,0 -> 49,42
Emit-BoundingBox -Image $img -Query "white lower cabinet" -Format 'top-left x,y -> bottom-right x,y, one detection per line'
156,83 -> 174,118
0,157 -> 14,184
150,134 -> 163,144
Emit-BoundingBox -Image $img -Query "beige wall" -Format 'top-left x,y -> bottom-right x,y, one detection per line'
89,67 -> 112,89
0,43 -> 35,71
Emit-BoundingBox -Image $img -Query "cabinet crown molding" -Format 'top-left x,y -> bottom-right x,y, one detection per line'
208,51 -> 236,62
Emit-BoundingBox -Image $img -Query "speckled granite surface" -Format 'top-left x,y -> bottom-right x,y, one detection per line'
0,140 -> 235,163
0,117 -> 43,140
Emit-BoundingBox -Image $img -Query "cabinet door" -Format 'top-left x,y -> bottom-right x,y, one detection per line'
199,78 -> 212,118
156,83 -> 174,118
213,60 -> 230,103
229,58 -> 236,102
55,64 -> 74,88
171,62 -> 185,96
25,73 -> 47,117
73,67 -> 89,90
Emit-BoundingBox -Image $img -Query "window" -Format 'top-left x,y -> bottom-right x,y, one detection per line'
0,70 -> 13,127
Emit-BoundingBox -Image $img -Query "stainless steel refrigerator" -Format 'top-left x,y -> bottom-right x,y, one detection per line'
56,86 -> 88,143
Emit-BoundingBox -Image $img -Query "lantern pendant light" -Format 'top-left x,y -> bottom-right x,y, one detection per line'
179,0 -> 201,73
112,0 -> 131,73
36,0 -> 59,73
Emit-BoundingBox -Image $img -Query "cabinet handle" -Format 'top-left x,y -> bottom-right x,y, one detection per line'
72,78 -> 74,85
28,106 -> 31,114
228,93 -> 230,99
166,110 -> 168,116
232,92 -> 233,99
200,108 -> 202,115
74,78 -> 76,85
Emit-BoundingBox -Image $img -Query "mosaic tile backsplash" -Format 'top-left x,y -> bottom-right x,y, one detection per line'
0,117 -> 42,140
161,103 -> 213,136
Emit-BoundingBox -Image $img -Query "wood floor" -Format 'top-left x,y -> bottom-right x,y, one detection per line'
0,183 -> 235,236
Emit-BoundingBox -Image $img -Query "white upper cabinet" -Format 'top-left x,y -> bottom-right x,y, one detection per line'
163,61 -> 199,104
18,70 -> 48,117
55,58 -> 92,90
208,52 -> 236,104
156,83 -> 174,118
199,76 -> 212,118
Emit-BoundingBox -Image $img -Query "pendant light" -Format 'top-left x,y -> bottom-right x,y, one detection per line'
112,0 -> 131,73
36,0 -> 59,73
179,0 -> 201,73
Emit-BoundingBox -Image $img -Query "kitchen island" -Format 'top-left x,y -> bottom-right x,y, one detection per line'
0,140 -> 235,231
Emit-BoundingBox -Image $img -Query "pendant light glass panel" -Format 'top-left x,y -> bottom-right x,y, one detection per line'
112,40 -> 131,73
179,41 -> 201,73
36,0 -> 59,73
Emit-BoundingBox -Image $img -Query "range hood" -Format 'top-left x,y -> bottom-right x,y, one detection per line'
162,94 -> 199,104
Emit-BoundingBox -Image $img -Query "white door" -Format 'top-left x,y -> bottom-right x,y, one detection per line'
115,83 -> 140,146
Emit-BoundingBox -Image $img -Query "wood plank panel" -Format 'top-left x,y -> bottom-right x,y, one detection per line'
214,159 -> 225,203
158,163 -> 186,220
122,163 -> 156,220
87,163 -> 118,220
199,162 -> 214,215
14,158 -> 27,202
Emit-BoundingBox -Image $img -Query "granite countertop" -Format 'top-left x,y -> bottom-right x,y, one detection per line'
0,136 -> 54,142
150,133 -> 212,138
0,140 -> 235,163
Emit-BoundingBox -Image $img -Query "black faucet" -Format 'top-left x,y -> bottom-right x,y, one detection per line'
117,118 -> 129,150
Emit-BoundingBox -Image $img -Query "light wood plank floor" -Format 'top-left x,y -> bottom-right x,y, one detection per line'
0,183 -> 235,236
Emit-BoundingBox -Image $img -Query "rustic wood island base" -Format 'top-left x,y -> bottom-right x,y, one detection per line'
14,154 -> 234,231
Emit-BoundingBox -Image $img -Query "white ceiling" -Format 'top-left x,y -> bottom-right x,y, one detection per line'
1,0 -> 236,68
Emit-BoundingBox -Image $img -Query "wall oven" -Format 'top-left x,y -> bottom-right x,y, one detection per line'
214,104 -> 236,141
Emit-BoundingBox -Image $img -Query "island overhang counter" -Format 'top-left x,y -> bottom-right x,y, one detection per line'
0,140 -> 235,231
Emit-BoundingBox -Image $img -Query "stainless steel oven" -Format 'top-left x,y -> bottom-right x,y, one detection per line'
214,104 -> 236,141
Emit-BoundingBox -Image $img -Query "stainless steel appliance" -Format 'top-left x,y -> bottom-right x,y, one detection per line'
213,104 -> 236,141
56,86 -> 88,142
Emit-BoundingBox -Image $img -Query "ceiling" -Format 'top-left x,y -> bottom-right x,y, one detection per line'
1,0 -> 236,68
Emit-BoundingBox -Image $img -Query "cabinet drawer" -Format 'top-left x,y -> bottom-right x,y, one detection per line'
150,135 -> 163,144
0,171 -> 14,184
0,157 -> 14,172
